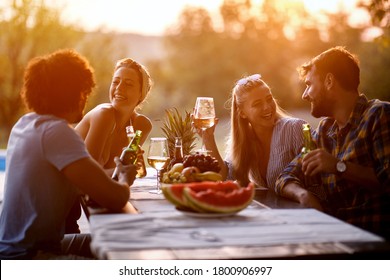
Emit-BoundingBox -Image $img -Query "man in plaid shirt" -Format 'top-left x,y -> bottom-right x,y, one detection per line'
275,46 -> 390,239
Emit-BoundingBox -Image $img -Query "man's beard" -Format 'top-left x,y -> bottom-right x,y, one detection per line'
311,86 -> 331,118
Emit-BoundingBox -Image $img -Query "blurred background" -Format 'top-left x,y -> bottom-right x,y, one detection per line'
0,0 -> 389,152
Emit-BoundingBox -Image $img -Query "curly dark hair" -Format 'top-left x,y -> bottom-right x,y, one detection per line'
21,49 -> 96,116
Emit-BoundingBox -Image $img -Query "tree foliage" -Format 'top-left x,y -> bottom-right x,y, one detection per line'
147,0 -> 390,121
0,0 -> 80,145
0,0 -> 126,147
1,0 -> 390,148
359,0 -> 390,27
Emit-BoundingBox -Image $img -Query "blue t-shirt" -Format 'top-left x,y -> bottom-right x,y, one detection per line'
0,113 -> 90,259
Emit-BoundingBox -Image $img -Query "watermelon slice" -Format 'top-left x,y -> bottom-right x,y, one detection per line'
161,181 -> 240,209
183,182 -> 255,213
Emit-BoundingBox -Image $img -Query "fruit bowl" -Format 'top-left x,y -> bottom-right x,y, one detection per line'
162,163 -> 222,184
182,152 -> 221,173
161,181 -> 255,214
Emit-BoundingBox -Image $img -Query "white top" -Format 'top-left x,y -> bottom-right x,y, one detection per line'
226,117 -> 306,188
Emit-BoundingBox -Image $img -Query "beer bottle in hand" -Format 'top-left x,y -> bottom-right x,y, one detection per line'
112,130 -> 142,181
302,123 -> 316,155
136,152 -> 147,178
301,124 -> 325,200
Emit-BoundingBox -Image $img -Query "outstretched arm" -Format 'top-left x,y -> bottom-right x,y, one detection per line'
194,118 -> 228,180
62,157 -> 136,211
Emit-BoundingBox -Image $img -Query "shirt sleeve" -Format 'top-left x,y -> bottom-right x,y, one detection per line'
42,121 -> 90,171
290,119 -> 306,155
274,118 -> 310,194
224,160 -> 234,180
371,104 -> 390,187
274,153 -> 305,194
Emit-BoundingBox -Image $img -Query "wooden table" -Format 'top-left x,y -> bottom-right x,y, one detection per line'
88,171 -> 390,260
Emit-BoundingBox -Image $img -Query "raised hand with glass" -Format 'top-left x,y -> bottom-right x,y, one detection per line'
147,137 -> 170,194
193,97 -> 216,154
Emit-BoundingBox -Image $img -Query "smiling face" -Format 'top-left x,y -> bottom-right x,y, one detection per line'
302,66 -> 332,118
239,84 -> 277,128
109,67 -> 141,110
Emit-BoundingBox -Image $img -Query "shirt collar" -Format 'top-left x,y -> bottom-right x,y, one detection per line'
327,94 -> 368,138
350,94 -> 369,127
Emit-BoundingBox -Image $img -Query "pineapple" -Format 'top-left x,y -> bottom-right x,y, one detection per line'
161,108 -> 197,160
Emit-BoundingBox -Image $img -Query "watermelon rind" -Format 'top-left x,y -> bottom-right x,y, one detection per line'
162,181 -> 240,210
184,195 -> 209,213
183,183 -> 255,213
161,183 -> 187,208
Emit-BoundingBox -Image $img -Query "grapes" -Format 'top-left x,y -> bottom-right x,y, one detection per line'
182,152 -> 221,173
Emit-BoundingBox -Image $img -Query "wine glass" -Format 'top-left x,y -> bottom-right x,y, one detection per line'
147,137 -> 170,194
193,97 -> 216,154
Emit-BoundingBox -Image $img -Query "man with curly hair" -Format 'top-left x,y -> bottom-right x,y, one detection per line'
0,49 -> 137,259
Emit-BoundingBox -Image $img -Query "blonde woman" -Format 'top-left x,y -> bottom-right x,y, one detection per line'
68,58 -> 152,233
76,58 -> 153,173
199,74 -> 307,189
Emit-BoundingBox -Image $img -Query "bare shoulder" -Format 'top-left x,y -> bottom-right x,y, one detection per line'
133,113 -> 153,143
134,113 -> 152,130
76,103 -> 116,136
88,103 -> 116,124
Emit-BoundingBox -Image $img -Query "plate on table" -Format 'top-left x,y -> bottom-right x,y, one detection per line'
176,207 -> 239,218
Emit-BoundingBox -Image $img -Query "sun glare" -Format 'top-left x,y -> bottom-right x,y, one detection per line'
49,0 -> 224,35
300,0 -> 358,13
46,0 -> 363,35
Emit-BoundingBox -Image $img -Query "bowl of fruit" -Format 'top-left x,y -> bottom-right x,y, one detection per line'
162,152 -> 222,184
161,153 -> 255,216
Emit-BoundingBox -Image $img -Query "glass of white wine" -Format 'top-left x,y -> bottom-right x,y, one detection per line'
147,137 -> 170,194
193,97 -> 216,154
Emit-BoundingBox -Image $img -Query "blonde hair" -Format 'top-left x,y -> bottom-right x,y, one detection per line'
114,58 -> 152,106
225,76 -> 288,187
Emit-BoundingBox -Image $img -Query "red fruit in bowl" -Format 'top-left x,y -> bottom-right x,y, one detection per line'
181,166 -> 200,182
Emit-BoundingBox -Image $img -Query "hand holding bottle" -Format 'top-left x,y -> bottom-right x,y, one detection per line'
113,157 -> 137,186
112,130 -> 143,180
135,146 -> 147,178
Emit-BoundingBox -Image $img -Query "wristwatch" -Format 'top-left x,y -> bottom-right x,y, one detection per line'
336,160 -> 347,174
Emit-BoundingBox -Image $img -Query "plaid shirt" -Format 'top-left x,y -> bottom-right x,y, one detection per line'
275,94 -> 390,238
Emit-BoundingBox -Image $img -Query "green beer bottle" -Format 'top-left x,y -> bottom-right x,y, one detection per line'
112,130 -> 142,181
302,123 -> 316,155
301,124 -> 325,200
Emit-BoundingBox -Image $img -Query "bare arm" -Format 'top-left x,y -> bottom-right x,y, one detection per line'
133,114 -> 152,145
62,157 -> 136,211
198,118 -> 228,180
75,106 -> 116,165
280,182 -> 323,211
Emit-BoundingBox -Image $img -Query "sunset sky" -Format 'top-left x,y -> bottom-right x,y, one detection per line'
46,0 -> 367,35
